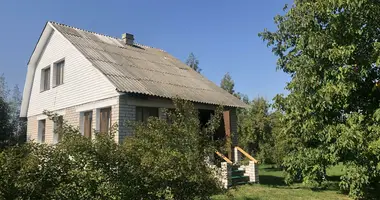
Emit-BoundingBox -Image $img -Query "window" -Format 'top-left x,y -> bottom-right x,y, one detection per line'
41,67 -> 50,91
83,111 -> 93,138
99,107 -> 111,133
38,119 -> 46,143
136,107 -> 159,122
53,116 -> 63,143
54,60 -> 64,86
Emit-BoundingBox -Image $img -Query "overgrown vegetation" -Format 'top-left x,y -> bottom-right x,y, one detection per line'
0,99 -> 223,200
0,75 -> 26,149
220,73 -> 283,165
260,0 -> 380,199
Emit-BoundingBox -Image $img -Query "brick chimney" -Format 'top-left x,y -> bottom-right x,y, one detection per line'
122,33 -> 134,45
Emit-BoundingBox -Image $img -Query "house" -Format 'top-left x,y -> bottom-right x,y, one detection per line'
20,21 -> 247,145
20,21 -> 258,187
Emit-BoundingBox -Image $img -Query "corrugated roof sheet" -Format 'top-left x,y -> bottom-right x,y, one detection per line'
50,22 -> 247,108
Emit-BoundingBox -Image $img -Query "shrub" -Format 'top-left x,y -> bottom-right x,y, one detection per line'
0,99 -> 222,200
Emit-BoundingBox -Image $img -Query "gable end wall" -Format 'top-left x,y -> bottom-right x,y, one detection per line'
27,29 -> 119,117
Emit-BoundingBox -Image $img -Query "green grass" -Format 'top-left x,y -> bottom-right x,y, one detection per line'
212,164 -> 350,200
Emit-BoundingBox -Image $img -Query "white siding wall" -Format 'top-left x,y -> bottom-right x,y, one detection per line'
27,30 -> 119,117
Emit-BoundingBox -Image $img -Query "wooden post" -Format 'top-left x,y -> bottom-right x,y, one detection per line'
223,110 -> 232,160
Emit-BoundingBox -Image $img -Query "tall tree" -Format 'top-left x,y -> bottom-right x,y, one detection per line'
0,75 -> 9,100
235,92 -> 249,104
0,76 -> 26,148
0,96 -> 12,149
9,85 -> 26,143
220,72 -> 235,94
260,0 -> 380,198
185,52 -> 201,73
238,97 -> 271,156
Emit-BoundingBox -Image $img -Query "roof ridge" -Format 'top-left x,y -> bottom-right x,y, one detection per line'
48,21 -> 166,52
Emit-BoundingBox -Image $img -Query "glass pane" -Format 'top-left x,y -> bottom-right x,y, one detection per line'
56,116 -> 63,142
84,111 -> 92,138
44,68 -> 50,90
148,107 -> 158,117
100,108 -> 111,133
40,120 -> 46,143
136,107 -> 158,122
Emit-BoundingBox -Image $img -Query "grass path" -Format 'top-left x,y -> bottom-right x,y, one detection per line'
212,164 -> 350,200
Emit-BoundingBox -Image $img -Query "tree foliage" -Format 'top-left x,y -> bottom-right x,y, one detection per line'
185,52 -> 201,73
260,0 -> 380,198
220,72 -> 235,95
0,75 -> 25,149
219,73 -> 282,164
0,99 -> 222,200
0,97 -> 12,149
237,97 -> 282,164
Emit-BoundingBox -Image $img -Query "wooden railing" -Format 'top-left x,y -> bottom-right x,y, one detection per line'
215,151 -> 233,164
236,146 -> 258,163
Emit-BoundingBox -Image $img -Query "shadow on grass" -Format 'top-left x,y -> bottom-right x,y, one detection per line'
261,167 -> 282,172
259,175 -> 287,186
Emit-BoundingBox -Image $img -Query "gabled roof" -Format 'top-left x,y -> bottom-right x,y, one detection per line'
49,22 -> 247,108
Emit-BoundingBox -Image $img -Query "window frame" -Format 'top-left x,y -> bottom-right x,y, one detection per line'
40,66 -> 51,92
38,119 -> 46,143
81,110 -> 93,139
99,107 -> 112,134
53,59 -> 65,87
136,106 -> 159,122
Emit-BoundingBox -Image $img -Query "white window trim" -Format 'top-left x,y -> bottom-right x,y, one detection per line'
96,107 -> 112,132
76,98 -> 117,112
38,119 -> 46,143
40,65 -> 51,92
36,114 -> 48,120
79,110 -> 94,139
53,58 -> 65,87
36,110 -> 65,120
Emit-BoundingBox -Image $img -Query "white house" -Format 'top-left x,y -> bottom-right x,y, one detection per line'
20,21 -> 259,187
20,21 -> 247,145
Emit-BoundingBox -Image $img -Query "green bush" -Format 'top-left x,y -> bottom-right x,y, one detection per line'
123,99 -> 222,199
0,99 -> 222,200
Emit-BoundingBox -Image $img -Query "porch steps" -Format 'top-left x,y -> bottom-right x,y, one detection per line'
231,167 -> 250,186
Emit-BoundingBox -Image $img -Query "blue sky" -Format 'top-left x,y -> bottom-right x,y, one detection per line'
0,0 -> 291,101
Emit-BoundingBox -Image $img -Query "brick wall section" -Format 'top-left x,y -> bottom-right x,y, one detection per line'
27,96 -> 238,146
118,95 -> 135,143
27,116 -> 38,141
158,108 -> 167,120
27,116 -> 54,144
220,162 -> 232,188
244,161 -> 259,183
64,107 -> 79,127
27,97 -> 120,144
45,119 -> 54,144
111,103 -> 120,143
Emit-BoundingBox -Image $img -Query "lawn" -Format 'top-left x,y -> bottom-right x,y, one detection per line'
212,164 -> 350,200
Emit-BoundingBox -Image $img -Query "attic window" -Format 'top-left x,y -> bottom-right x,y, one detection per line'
40,66 -> 51,92
53,59 -> 64,87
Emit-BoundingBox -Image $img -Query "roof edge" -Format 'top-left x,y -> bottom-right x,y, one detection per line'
48,21 -> 166,52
